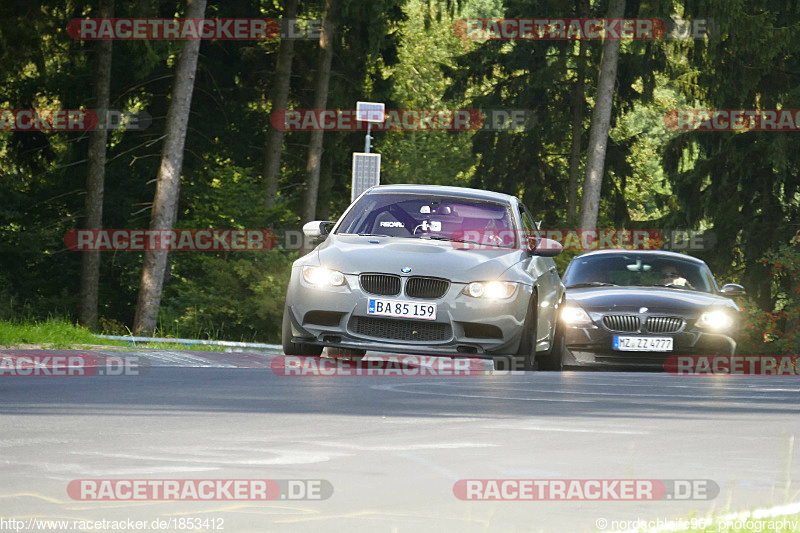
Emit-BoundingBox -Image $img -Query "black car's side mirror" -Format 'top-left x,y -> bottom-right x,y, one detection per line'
720,283 -> 746,297
531,237 -> 563,257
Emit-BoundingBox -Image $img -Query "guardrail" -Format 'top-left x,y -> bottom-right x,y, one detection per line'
96,335 -> 283,354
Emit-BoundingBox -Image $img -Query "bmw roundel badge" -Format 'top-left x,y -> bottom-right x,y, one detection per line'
401,267 -> 412,273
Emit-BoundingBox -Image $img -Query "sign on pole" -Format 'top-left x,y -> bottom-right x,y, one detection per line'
356,101 -> 385,123
352,153 -> 381,201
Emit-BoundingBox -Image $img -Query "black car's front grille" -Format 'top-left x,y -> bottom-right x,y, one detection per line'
360,274 -> 401,296
405,277 -> 450,299
602,314 -> 641,332
350,316 -> 451,342
645,316 -> 683,333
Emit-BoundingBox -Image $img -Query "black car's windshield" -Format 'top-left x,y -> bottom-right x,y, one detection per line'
336,192 -> 517,247
563,253 -> 716,293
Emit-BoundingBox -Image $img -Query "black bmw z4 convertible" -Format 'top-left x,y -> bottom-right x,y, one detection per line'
558,250 -> 745,370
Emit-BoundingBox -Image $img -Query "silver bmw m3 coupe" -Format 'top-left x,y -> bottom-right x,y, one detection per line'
282,184 -> 565,370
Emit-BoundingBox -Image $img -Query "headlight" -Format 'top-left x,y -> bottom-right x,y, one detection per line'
698,310 -> 734,330
560,305 -> 592,326
463,281 -> 516,299
302,266 -> 345,287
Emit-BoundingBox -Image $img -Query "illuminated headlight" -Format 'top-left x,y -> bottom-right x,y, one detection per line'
302,266 -> 345,287
463,281 -> 516,299
698,310 -> 734,330
560,305 -> 592,326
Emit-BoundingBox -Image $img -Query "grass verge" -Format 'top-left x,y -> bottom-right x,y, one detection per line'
0,318 -> 224,351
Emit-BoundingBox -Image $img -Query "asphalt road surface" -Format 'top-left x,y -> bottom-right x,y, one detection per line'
1,349 -> 799,533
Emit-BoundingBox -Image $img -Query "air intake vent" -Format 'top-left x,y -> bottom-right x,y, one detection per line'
405,277 -> 450,299
360,274 -> 401,296
350,316 -> 450,342
602,315 -> 640,332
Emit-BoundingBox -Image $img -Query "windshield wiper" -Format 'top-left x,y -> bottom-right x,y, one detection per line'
566,282 -> 618,288
417,235 -> 485,246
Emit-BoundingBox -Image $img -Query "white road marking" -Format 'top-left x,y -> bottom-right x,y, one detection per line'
369,382 -> 593,402
481,422 -> 648,435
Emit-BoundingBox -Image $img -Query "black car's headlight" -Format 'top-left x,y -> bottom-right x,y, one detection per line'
560,305 -> 592,326
697,310 -> 735,331
302,266 -> 346,287
463,281 -> 516,299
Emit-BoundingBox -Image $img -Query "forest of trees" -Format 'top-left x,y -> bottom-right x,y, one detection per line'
1,0 -> 798,353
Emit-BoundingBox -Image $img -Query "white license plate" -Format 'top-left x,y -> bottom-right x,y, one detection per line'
367,298 -> 437,320
613,336 -> 673,352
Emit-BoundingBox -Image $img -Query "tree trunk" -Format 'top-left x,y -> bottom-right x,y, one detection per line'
579,0 -> 625,230
317,155 -> 333,220
566,0 -> 590,224
133,0 -> 207,334
79,0 -> 114,330
301,0 -> 336,224
263,0 -> 297,207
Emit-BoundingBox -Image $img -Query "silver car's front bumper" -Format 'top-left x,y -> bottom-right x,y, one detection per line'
285,268 -> 533,357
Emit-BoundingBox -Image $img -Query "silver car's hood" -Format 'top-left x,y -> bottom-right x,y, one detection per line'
314,234 -> 525,282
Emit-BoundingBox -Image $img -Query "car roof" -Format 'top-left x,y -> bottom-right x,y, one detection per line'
365,184 -> 517,204
573,248 -> 708,265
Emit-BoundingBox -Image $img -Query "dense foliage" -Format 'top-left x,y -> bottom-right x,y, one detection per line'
1,0 -> 798,349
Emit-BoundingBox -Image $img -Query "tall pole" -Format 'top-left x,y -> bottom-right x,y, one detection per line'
364,122 -> 372,153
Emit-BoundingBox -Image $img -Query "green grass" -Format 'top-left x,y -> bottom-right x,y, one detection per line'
617,511 -> 800,532
0,318 -> 128,349
132,340 -> 225,352
0,318 -> 224,352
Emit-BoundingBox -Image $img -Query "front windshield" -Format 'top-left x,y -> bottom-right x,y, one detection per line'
563,253 -> 716,293
336,192 -> 517,247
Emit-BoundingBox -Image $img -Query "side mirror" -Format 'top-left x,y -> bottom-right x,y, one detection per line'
531,237 -> 562,257
720,283 -> 746,297
302,220 -> 335,239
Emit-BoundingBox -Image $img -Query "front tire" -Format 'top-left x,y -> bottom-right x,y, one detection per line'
282,307 -> 323,356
